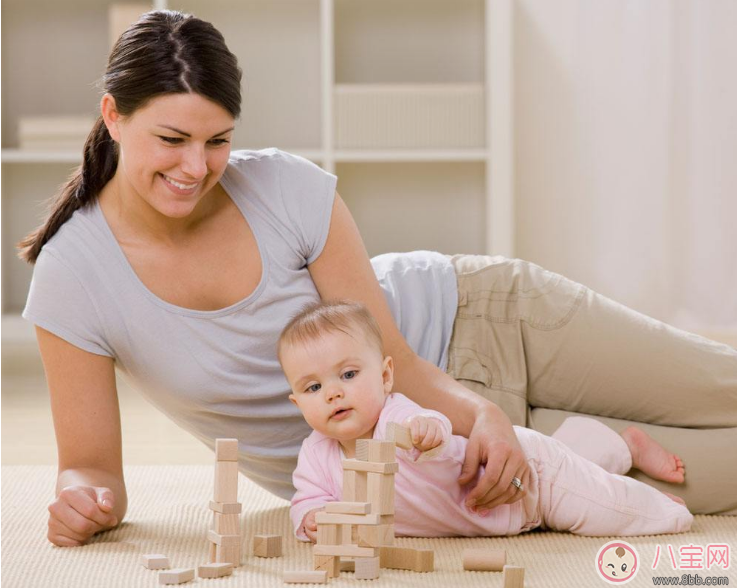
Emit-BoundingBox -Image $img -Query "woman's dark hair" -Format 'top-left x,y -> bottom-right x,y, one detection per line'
18,10 -> 242,263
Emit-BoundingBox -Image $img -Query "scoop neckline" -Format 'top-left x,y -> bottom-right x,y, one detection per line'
94,162 -> 270,318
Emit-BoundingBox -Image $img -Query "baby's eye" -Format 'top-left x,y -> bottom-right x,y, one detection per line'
342,370 -> 357,380
306,383 -> 321,393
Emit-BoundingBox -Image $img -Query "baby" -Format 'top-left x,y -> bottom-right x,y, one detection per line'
279,300 -> 693,541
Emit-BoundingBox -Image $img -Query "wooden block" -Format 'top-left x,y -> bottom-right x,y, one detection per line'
340,560 -> 355,572
215,438 -> 239,461
356,439 -> 396,462
462,548 -> 507,571
209,500 -> 242,514
207,530 -> 241,547
313,544 -> 379,558
253,534 -> 282,557
214,461 -> 239,503
141,554 -> 170,570
357,524 -> 394,547
215,543 -> 241,567
325,501 -> 371,514
385,422 -> 413,449
355,556 -> 381,580
283,570 -> 328,584
342,459 -> 399,474
213,512 -> 240,535
314,554 -> 340,578
197,563 -> 233,578
341,524 -> 354,545
342,469 -> 367,502
315,512 -> 382,525
208,541 -> 217,563
367,471 -> 394,515
503,565 -> 525,588
413,549 -> 434,572
317,523 -> 338,545
158,568 -> 194,585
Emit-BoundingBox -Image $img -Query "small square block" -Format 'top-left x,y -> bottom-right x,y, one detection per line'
215,438 -> 239,461
413,549 -> 434,572
355,556 -> 380,580
198,562 -> 233,578
215,543 -> 241,567
503,565 -> 525,588
141,554 -> 170,570
158,568 -> 194,584
385,422 -> 413,449
356,439 -> 395,463
253,534 -> 282,557
314,554 -> 340,578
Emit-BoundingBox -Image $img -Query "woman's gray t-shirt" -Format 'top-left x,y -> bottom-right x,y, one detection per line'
23,148 -> 457,499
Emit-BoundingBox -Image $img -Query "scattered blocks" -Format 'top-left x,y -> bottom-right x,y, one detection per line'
284,570 -> 328,584
379,546 -> 434,572
141,554 -> 170,570
197,562 -> 233,578
253,534 -> 282,557
158,568 -> 194,585
503,565 -> 525,588
462,548 -> 507,571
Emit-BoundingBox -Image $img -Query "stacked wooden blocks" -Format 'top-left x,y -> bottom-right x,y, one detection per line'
207,438 -> 242,567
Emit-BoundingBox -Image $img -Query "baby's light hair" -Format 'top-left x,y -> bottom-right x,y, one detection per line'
278,300 -> 384,364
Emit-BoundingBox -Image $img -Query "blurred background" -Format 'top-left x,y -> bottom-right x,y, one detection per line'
2,0 -> 736,465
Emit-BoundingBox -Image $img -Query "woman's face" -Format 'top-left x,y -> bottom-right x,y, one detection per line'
103,92 -> 235,220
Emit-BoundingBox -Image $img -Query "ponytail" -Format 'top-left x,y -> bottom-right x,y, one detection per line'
17,117 -> 118,263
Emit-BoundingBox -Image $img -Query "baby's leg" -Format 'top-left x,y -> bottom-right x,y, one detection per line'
526,430 -> 693,536
620,426 -> 685,483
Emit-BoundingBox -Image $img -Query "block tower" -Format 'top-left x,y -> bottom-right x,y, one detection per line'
311,423 -> 433,581
207,438 -> 242,567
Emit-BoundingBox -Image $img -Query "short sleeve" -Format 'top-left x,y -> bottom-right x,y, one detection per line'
22,250 -> 113,357
277,151 -> 337,264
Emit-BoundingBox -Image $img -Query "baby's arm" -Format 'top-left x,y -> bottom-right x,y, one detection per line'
291,442 -> 340,542
381,393 -> 453,461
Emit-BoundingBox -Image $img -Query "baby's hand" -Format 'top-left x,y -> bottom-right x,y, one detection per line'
301,507 -> 323,543
405,416 -> 445,452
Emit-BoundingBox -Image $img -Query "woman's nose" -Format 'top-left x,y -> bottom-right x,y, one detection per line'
180,145 -> 208,179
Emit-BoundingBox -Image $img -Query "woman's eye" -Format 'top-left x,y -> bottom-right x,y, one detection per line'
208,138 -> 230,146
159,136 -> 183,144
343,370 -> 357,380
307,383 -> 321,393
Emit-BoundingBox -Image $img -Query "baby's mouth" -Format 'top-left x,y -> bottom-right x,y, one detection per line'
330,408 -> 352,420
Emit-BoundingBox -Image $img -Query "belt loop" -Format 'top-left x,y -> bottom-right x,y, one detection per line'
458,289 -> 468,307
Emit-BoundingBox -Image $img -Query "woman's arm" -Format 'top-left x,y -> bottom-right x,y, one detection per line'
308,193 -> 531,511
36,327 -> 127,546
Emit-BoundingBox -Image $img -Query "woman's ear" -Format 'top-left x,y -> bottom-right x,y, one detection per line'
382,356 -> 394,394
100,93 -> 121,142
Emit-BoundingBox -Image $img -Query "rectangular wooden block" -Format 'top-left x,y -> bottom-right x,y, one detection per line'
209,500 -> 242,514
315,512 -> 381,525
357,524 -> 394,547
367,471 -> 395,515
317,523 -> 338,545
215,543 -> 241,567
141,554 -> 170,570
462,548 -> 506,571
356,439 -> 396,462
313,544 -> 379,558
342,469 -> 367,502
379,546 -> 433,572
158,568 -> 194,585
325,501 -> 371,514
341,524 -> 354,545
284,570 -> 328,584
208,541 -> 217,563
214,461 -> 238,503
342,459 -> 399,474
503,565 -> 525,588
207,530 -> 241,548
197,563 -> 233,578
314,554 -> 340,578
213,512 -> 240,535
355,556 -> 380,580
215,438 -> 239,461
414,549 -> 435,572
385,422 -> 413,449
253,534 -> 282,557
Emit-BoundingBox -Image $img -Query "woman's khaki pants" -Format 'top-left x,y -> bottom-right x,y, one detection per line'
445,255 -> 737,515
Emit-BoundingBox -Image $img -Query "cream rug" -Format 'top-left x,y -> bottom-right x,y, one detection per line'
2,465 -> 735,587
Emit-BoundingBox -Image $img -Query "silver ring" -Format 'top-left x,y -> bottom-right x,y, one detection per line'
511,477 -> 524,492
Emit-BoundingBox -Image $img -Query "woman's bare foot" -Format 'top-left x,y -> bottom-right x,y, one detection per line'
662,491 -> 686,506
621,426 -> 685,484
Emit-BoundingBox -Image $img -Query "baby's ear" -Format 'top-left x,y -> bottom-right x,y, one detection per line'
382,356 -> 394,394
288,393 -> 298,405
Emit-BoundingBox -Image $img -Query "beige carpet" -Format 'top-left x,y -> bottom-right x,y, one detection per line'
2,465 -> 735,587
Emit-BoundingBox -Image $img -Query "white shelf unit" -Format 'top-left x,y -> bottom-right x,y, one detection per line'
1,0 -> 513,314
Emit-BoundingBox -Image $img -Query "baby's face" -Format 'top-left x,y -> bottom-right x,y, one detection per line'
598,543 -> 637,582
282,328 -> 393,444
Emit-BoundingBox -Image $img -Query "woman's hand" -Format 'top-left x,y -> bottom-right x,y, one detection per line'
458,407 -> 530,513
47,485 -> 118,547
301,507 -> 324,543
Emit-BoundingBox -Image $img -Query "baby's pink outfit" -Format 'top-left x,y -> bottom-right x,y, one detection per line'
290,393 -> 692,539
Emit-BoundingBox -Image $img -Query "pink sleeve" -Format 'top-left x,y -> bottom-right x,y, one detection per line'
378,393 -> 453,462
290,440 -> 341,541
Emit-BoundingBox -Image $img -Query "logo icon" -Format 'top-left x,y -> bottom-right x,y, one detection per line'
596,541 -> 639,584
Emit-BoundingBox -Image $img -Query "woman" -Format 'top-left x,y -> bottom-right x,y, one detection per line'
19,11 -> 737,547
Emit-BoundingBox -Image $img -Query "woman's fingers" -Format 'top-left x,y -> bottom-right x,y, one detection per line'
64,488 -> 118,528
47,486 -> 117,547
